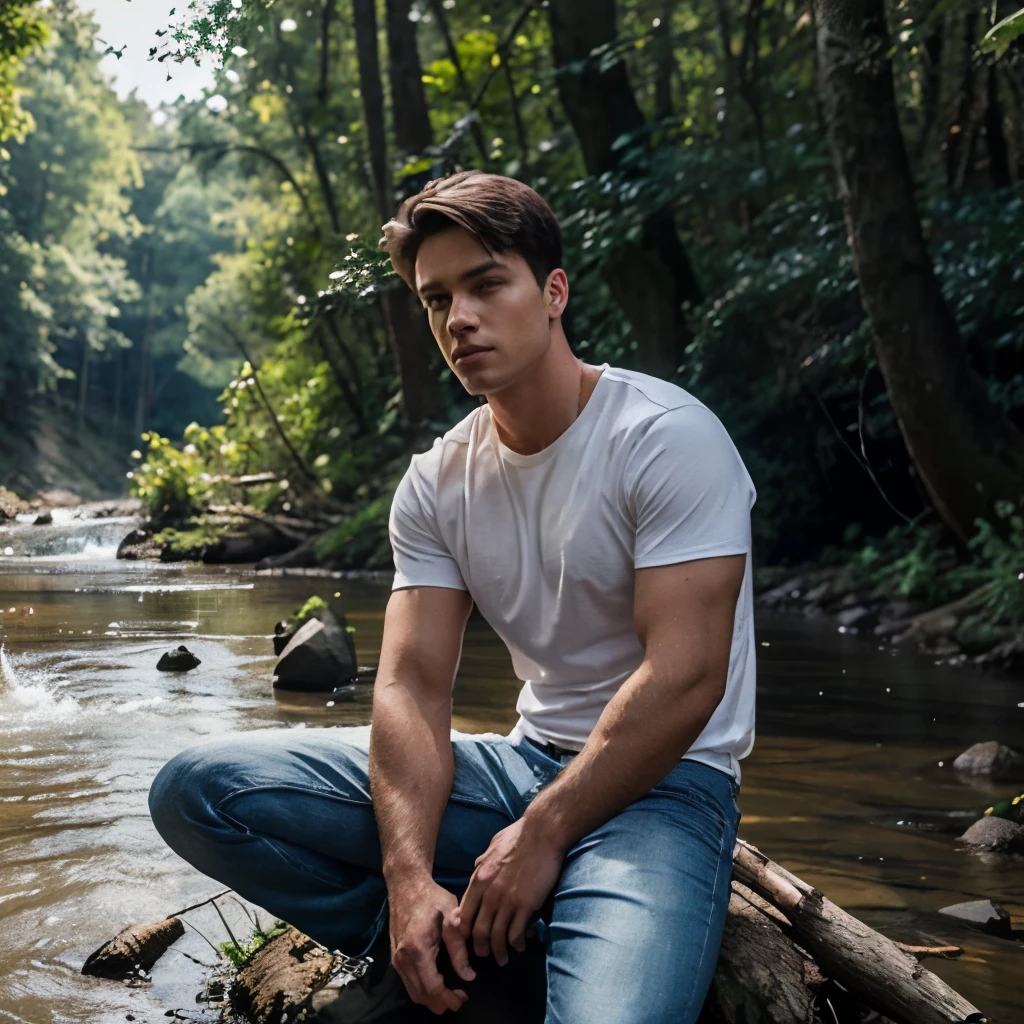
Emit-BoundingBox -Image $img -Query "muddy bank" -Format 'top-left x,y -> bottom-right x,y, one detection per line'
755,563 -> 1024,675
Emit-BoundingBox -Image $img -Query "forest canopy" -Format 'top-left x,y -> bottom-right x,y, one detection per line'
1,0 -> 1024,594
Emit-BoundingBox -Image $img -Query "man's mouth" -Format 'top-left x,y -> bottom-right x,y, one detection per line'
452,345 -> 493,365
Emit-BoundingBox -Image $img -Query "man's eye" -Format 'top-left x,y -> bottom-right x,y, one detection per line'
426,295 -> 449,310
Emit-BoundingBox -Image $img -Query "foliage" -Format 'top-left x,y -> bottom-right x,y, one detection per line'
290,595 -> 328,627
2,0 -> 1024,597
129,423 -> 247,526
218,920 -> 288,970
313,495 -> 396,570
980,7 -> 1024,57
0,0 -> 47,141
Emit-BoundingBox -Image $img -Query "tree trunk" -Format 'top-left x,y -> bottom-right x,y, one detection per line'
919,25 -> 944,166
945,11 -> 980,190
112,348 -> 122,439
353,0 -> 442,434
353,0 -> 393,221
547,0 -> 701,378
77,343 -> 90,433
731,841 -> 983,1024
984,65 -> 1012,188
814,0 -> 1024,540
385,0 -> 434,158
653,0 -> 675,122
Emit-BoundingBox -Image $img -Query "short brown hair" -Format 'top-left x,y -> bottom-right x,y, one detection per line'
379,172 -> 562,292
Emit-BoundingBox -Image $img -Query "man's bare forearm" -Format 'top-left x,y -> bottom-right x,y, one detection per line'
370,682 -> 454,886
520,659 -> 726,854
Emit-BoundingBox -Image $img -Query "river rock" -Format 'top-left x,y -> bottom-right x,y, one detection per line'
32,510 -> 52,526
157,646 -> 202,672
116,528 -> 162,561
758,576 -> 805,607
81,916 -> 185,979
229,926 -> 334,1023
273,620 -> 293,656
938,900 -> 1013,939
836,605 -> 877,632
952,740 -> 1024,780
958,815 -> 1024,853
273,613 -> 357,692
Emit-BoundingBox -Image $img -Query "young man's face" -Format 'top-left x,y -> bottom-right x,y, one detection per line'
414,225 -> 568,396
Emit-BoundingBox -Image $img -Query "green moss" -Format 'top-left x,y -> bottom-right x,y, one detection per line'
313,494 -> 394,570
154,517 -> 225,560
218,921 -> 289,970
290,595 -> 328,628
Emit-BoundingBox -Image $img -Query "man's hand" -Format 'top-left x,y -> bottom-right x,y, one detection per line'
389,879 -> 476,1014
456,818 -> 564,966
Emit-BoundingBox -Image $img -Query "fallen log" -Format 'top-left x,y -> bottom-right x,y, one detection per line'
81,916 -> 185,980
730,840 -> 985,1024
705,885 -> 827,1023
229,925 -> 335,1023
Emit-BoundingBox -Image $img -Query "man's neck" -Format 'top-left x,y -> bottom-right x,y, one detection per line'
486,340 -> 601,456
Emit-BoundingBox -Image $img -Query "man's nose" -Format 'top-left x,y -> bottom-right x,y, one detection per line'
447,296 -> 478,336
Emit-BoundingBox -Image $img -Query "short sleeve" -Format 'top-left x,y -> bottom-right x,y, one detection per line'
626,404 -> 756,569
389,447 -> 468,592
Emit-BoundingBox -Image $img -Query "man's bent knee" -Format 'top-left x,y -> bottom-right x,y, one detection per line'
148,740 -> 249,854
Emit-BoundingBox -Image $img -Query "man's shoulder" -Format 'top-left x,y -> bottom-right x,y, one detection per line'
600,367 -> 713,436
403,405 -> 485,483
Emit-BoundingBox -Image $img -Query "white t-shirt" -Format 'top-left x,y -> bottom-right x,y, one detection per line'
389,366 -> 756,781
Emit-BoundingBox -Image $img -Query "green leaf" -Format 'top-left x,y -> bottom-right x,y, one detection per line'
979,7 -> 1024,57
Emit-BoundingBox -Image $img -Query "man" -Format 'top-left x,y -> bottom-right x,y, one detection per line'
149,172 -> 756,1023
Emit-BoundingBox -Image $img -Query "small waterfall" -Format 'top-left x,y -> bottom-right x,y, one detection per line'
0,644 -> 16,690
0,512 -> 137,561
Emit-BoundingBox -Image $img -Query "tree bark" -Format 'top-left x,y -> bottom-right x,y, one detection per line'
813,0 -> 1024,540
353,0 -> 442,434
945,11 -> 980,190
353,0 -> 393,221
984,65 -> 1013,188
385,0 -> 434,158
76,343 -> 90,432
653,0 -> 675,122
731,840 -> 983,1024
704,886 -> 827,1023
547,0 -> 702,378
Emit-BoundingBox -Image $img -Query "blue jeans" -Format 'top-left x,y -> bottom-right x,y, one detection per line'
149,726 -> 740,1024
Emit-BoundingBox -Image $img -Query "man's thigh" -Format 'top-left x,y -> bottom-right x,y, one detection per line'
543,760 -> 740,1024
151,725 -> 534,881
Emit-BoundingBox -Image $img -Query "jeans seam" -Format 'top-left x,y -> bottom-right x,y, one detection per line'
682,806 -> 729,1023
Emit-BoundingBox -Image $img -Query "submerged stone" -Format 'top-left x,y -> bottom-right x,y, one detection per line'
157,645 -> 202,672
958,815 -> 1024,854
953,740 -> 1024,780
938,900 -> 1013,939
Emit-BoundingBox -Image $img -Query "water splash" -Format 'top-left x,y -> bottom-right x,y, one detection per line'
0,645 -> 81,723
0,643 -> 17,690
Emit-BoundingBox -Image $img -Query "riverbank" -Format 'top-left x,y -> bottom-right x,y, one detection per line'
754,561 -> 1024,676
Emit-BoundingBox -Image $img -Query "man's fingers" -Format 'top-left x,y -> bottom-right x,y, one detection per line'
508,906 -> 531,954
443,911 -> 477,983
414,950 -> 465,1014
490,904 -> 514,967
471,895 -> 496,958
458,874 -> 484,940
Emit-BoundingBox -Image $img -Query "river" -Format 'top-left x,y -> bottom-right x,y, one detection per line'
0,514 -> 1022,1022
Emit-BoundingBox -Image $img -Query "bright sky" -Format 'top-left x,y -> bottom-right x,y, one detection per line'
80,0 -> 216,107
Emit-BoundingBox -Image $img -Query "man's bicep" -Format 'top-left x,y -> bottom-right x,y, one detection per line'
378,586 -> 474,701
633,555 -> 746,684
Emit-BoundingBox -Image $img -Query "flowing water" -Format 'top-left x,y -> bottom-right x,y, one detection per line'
0,516 -> 1022,1022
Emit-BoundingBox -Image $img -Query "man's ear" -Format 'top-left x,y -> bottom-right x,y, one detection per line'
545,269 -> 569,319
